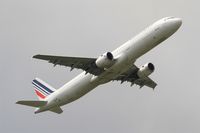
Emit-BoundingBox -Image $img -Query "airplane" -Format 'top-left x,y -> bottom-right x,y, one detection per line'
16,17 -> 182,114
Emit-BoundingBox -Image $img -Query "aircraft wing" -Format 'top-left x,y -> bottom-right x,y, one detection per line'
33,54 -> 104,75
134,77 -> 157,89
114,64 -> 157,89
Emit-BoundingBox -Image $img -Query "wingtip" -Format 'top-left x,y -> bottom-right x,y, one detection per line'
16,101 -> 23,105
32,54 -> 40,59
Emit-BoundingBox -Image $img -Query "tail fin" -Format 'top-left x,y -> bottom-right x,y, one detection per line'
32,78 -> 56,100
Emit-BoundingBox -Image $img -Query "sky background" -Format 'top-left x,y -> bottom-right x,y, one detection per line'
1,0 -> 200,133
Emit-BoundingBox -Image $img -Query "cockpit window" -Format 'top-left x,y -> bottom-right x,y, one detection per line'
164,17 -> 175,21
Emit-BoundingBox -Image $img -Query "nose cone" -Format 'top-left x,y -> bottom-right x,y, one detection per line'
169,17 -> 182,31
162,17 -> 182,35
153,17 -> 182,40
173,18 -> 182,28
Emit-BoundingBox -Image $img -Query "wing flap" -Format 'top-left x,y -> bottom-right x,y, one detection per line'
134,77 -> 157,89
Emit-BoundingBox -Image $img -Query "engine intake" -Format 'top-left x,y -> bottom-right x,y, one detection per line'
137,63 -> 155,78
148,63 -> 154,71
106,52 -> 113,60
95,52 -> 115,69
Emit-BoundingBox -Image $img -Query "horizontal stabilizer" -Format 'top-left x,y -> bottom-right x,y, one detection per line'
49,106 -> 63,114
16,100 -> 47,107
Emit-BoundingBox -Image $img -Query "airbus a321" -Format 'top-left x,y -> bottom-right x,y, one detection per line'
17,17 -> 182,114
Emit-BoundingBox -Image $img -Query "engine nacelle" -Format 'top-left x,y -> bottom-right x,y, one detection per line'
137,63 -> 155,78
95,52 -> 115,69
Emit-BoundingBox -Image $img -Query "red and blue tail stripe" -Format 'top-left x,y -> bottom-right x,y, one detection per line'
32,78 -> 56,99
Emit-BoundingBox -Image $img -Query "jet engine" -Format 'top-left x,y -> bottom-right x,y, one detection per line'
137,63 -> 155,78
95,52 -> 115,69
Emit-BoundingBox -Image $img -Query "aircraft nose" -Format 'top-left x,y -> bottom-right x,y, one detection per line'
173,18 -> 182,28
167,17 -> 182,31
159,17 -> 182,38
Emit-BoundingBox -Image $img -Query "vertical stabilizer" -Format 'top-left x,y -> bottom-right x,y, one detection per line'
32,78 -> 56,100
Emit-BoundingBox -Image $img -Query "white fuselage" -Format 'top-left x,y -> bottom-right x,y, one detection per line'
36,17 -> 182,113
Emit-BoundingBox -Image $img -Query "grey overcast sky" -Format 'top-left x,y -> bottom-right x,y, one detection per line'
1,0 -> 200,133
